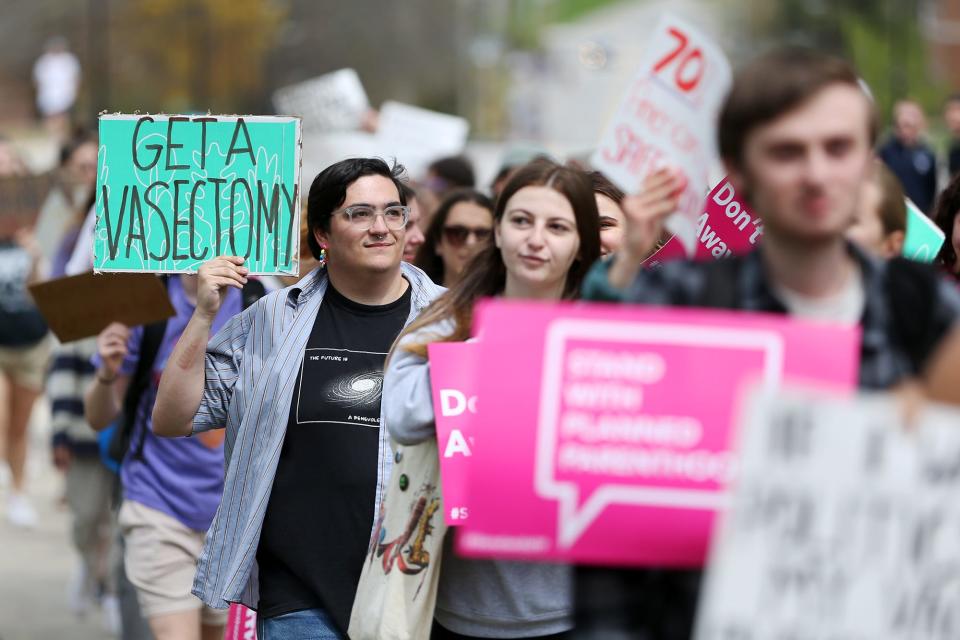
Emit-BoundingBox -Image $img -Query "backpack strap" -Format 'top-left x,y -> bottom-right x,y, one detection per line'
884,257 -> 940,373
241,277 -> 267,310
118,275 -> 171,462
697,257 -> 743,310
122,318 -> 168,461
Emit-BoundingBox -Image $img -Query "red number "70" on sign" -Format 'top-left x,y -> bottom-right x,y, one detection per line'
652,27 -> 705,94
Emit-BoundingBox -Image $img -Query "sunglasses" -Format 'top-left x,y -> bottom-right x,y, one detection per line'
441,225 -> 493,247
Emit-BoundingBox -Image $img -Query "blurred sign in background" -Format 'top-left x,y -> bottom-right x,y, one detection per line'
4,0 -> 960,179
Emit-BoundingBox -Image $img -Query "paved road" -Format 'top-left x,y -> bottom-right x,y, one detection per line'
0,401 -> 112,640
0,128 -> 110,639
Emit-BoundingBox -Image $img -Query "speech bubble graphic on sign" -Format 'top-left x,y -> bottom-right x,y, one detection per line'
535,319 -> 785,550
457,300 -> 859,567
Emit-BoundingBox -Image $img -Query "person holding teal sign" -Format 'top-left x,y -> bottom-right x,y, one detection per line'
933,172 -> 960,279
94,115 -> 301,275
150,158 -> 445,638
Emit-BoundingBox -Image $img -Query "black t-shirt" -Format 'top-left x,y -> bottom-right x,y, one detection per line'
256,282 -> 412,632
0,241 -> 47,347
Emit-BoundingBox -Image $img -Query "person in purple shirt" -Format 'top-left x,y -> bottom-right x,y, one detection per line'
85,274 -> 242,640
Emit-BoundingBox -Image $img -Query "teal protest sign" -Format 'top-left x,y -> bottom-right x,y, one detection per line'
902,198 -> 945,264
94,114 -> 301,274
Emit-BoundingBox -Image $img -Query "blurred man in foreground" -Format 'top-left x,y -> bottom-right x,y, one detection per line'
579,47 -> 960,639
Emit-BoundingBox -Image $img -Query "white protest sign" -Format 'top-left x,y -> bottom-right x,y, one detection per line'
591,14 -> 731,256
272,68 -> 370,133
376,101 -> 469,179
696,388 -> 960,640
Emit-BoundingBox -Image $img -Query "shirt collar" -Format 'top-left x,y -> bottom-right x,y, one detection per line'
742,240 -> 884,318
285,262 -> 442,311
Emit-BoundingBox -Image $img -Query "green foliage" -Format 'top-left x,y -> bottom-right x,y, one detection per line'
841,10 -> 948,128
550,0 -> 626,23
111,0 -> 286,112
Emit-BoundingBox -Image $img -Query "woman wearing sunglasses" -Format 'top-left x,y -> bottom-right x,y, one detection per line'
415,189 -> 494,287
382,159 -> 601,639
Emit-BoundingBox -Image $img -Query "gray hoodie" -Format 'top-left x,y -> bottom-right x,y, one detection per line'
383,320 -> 574,638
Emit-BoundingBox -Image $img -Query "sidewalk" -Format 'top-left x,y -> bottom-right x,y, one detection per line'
0,400 -> 112,640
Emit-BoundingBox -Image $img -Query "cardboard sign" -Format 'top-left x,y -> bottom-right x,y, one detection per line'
696,389 -> 960,640
94,114 -> 302,274
457,301 -> 859,567
903,198 -> 945,263
0,172 -> 56,237
29,272 -> 175,342
428,341 -> 479,525
591,14 -> 732,256
224,603 -> 257,640
376,101 -> 469,178
272,69 -> 370,133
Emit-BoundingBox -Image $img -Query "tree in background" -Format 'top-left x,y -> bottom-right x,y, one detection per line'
111,0 -> 286,113
740,0 -> 949,131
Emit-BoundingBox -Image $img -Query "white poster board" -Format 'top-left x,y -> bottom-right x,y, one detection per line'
272,68 -> 370,133
696,388 -> 960,640
591,13 -> 731,256
376,101 -> 470,179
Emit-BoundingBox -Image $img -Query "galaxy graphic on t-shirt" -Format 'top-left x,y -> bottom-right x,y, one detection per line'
325,371 -> 384,408
297,348 -> 388,428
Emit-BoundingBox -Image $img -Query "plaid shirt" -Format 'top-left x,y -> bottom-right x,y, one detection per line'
583,243 -> 960,389
576,243 -> 960,638
190,263 -> 444,611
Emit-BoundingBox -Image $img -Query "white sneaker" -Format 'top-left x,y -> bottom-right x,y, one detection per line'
67,561 -> 92,617
101,594 -> 121,636
6,492 -> 38,528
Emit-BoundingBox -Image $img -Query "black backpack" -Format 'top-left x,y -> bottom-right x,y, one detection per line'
106,277 -> 267,466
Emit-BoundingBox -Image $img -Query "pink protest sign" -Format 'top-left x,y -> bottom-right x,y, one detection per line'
457,300 -> 859,567
225,603 -> 257,639
428,341 -> 479,526
645,177 -> 762,266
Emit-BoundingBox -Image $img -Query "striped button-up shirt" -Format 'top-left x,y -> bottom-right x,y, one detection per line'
190,262 -> 443,610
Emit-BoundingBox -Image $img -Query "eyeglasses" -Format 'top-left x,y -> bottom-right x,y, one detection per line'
441,225 -> 493,247
337,205 -> 410,231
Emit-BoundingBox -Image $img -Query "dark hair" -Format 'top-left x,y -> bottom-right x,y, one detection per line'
588,170 -> 625,205
718,48 -> 878,167
427,156 -> 475,190
397,158 -> 601,357
933,173 -> 960,273
399,182 -> 417,202
306,157 -> 407,259
873,162 -> 906,236
59,129 -> 97,166
414,188 -> 494,283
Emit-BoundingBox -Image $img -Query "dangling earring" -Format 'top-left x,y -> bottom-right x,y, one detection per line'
319,244 -> 328,267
